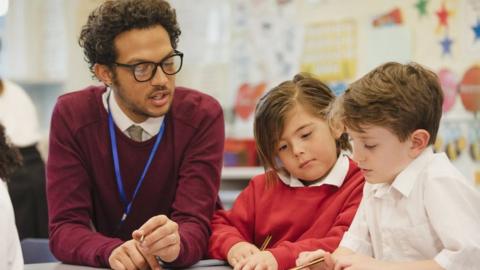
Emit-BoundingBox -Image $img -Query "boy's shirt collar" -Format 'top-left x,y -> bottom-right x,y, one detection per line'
102,87 -> 164,137
368,147 -> 435,198
277,152 -> 350,188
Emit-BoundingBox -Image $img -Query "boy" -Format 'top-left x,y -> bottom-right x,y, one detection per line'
296,62 -> 480,270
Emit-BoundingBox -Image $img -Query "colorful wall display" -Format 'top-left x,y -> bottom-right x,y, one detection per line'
300,20 -> 357,82
437,68 -> 458,112
459,65 -> 480,113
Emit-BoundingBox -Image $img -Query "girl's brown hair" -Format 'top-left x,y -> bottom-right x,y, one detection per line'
254,73 -> 350,184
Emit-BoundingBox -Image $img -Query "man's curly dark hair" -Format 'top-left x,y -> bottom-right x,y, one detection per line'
79,0 -> 182,76
0,124 -> 21,181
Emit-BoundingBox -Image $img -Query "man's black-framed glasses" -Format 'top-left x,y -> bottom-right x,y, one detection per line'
114,50 -> 184,82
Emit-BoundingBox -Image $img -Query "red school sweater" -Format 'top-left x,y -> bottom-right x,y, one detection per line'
208,159 -> 364,270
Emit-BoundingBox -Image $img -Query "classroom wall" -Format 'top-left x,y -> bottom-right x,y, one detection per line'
1,0 -> 479,185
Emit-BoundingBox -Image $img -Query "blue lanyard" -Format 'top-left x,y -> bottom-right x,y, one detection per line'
107,94 -> 165,225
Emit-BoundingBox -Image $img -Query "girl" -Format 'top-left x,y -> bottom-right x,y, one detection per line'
0,123 -> 24,269
208,73 -> 365,270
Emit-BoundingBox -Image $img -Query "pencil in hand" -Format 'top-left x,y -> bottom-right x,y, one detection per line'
288,257 -> 325,270
259,235 -> 272,251
132,229 -> 145,244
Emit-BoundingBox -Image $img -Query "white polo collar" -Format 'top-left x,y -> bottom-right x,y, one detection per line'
277,152 -> 350,188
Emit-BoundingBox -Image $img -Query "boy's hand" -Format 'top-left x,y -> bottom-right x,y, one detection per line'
296,250 -> 335,270
233,250 -> 278,270
227,242 -> 261,267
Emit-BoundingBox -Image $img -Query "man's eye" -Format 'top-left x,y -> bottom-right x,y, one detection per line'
135,63 -> 152,73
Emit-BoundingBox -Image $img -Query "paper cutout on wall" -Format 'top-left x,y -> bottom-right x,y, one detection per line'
472,19 -> 480,42
329,82 -> 348,96
440,34 -> 453,56
459,66 -> 480,112
415,0 -> 428,17
436,3 -> 450,29
437,68 -> 458,112
469,126 -> 480,161
301,20 -> 357,82
372,8 -> 403,27
234,82 -> 267,120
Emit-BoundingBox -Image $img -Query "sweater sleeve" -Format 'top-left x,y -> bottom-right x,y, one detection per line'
268,178 -> 364,270
165,105 -> 225,267
47,102 -> 123,267
208,178 -> 259,260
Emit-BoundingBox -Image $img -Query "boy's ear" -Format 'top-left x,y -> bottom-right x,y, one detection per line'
409,129 -> 430,157
94,63 -> 113,86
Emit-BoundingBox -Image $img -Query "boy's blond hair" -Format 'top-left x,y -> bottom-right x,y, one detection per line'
340,62 -> 443,144
254,73 -> 350,184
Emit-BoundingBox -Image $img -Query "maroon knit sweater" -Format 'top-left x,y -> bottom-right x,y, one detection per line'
47,85 -> 224,267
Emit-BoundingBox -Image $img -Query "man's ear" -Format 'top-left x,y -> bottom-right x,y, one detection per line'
94,63 -> 113,86
409,129 -> 430,158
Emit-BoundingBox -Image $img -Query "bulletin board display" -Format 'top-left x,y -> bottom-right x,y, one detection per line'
300,19 -> 357,82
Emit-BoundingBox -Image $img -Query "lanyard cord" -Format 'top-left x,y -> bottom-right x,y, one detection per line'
107,92 -> 165,225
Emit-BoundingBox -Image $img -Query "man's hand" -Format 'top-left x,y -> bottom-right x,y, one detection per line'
227,242 -> 260,267
132,215 -> 181,263
108,239 -> 160,270
233,250 -> 278,270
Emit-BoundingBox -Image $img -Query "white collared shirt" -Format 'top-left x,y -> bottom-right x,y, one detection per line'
102,88 -> 164,141
340,147 -> 480,270
277,152 -> 350,188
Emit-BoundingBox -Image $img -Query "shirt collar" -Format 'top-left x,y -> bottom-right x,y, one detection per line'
391,147 -> 434,197
277,152 -> 350,187
102,87 -> 163,136
367,147 -> 435,198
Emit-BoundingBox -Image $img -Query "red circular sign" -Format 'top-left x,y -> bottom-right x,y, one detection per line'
459,66 -> 480,112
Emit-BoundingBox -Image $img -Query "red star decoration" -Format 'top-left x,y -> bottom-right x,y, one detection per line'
436,3 -> 449,27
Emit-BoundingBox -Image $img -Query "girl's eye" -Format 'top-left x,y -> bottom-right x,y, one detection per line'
278,145 -> 287,152
365,144 -> 377,149
301,132 -> 312,139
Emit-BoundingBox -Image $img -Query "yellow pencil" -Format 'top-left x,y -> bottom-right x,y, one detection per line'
259,235 -> 272,250
288,257 -> 325,270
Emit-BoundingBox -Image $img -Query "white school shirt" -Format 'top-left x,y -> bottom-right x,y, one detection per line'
340,147 -> 480,270
0,180 -> 23,270
102,88 -> 163,141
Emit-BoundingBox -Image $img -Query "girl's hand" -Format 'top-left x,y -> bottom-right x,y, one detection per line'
227,242 -> 261,267
234,250 -> 278,270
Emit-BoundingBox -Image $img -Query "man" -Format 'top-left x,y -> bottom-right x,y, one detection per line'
46,1 -> 225,269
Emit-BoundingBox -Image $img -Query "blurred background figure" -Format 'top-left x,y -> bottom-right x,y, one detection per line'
0,123 -> 24,269
0,38 -> 48,239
